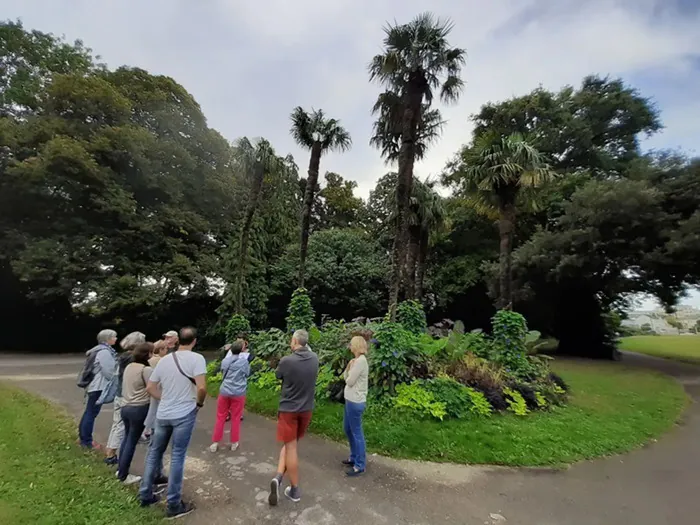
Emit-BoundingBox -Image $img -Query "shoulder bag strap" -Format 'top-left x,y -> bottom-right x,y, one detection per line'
172,352 -> 196,385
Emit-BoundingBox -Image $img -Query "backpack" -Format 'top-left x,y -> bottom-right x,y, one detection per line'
76,347 -> 104,388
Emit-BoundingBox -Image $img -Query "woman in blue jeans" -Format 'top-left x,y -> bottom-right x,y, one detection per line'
117,343 -> 154,484
342,336 -> 369,476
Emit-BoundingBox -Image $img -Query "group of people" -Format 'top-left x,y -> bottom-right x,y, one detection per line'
77,325 -> 370,519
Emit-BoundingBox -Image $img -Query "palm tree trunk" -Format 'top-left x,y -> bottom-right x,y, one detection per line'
498,202 -> 515,310
234,162 -> 265,314
298,141 -> 322,288
415,227 -> 429,301
404,224 -> 421,299
389,87 -> 422,320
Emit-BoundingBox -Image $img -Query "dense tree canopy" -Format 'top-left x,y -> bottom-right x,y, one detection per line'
1,19 -> 698,358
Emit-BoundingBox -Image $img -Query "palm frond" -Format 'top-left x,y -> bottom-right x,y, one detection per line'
289,106 -> 352,154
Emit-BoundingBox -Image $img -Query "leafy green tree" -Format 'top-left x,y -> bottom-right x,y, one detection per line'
317,172 -> 364,230
271,229 -> 389,320
444,132 -> 556,308
289,107 -> 351,288
230,137 -> 285,315
368,12 -> 465,318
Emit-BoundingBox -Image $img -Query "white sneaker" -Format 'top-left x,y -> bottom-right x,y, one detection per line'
209,443 -> 219,453
123,474 -> 141,485
230,442 -> 239,452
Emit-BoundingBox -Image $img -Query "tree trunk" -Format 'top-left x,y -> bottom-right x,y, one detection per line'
415,227 -> 429,302
404,224 -> 421,299
388,87 -> 422,320
497,201 -> 515,310
298,142 -> 322,289
234,161 -> 265,314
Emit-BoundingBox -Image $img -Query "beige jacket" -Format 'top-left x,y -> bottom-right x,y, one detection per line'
343,355 -> 368,404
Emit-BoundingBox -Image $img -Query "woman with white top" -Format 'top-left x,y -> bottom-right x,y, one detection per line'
342,336 -> 369,477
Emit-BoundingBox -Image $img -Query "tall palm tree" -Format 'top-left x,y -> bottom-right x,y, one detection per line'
231,137 -> 282,314
290,107 -> 351,288
444,132 -> 556,309
368,12 -> 465,318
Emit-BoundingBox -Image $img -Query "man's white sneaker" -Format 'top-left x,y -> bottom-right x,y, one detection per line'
209,443 -> 219,453
123,474 -> 142,485
230,442 -> 239,452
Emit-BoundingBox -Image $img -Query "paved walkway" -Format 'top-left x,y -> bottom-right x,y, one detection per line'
1,352 -> 698,524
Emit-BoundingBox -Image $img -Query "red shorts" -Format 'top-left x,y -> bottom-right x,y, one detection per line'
276,411 -> 312,443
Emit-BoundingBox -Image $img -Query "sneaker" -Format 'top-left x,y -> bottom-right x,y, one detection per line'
123,474 -> 142,485
230,442 -> 239,452
284,486 -> 301,503
341,459 -> 354,466
166,501 -> 195,519
153,475 -> 169,487
268,478 -> 279,506
153,485 -> 166,496
209,443 -> 219,453
346,467 -> 365,477
104,455 -> 118,466
140,494 -> 160,507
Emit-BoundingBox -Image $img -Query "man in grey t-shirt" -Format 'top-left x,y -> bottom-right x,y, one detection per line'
268,329 -> 319,506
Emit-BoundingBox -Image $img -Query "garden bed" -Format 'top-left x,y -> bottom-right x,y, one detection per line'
210,294 -> 687,466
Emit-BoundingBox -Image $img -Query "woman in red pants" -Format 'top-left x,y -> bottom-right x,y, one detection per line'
210,340 -> 250,452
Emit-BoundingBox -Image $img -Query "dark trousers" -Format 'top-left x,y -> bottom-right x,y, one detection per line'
78,390 -> 103,447
117,404 -> 149,480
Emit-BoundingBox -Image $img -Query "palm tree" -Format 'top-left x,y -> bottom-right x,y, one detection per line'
290,107 -> 351,288
368,12 -> 465,318
444,132 -> 556,309
231,137 -> 282,314
413,182 -> 446,301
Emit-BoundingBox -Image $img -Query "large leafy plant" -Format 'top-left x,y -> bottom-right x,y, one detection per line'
396,300 -> 427,335
286,287 -> 315,333
370,322 -> 417,395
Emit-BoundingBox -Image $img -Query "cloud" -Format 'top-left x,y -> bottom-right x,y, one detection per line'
2,0 -> 699,197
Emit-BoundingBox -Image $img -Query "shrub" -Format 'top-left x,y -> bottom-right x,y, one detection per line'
503,387 -> 529,416
315,364 -> 335,400
249,328 -> 289,363
422,377 -> 492,418
225,314 -> 251,341
491,310 -> 532,378
393,381 -> 447,420
370,322 -> 418,395
206,359 -> 222,377
447,353 -> 505,392
464,386 -> 493,417
396,300 -> 427,335
315,319 -> 352,374
253,370 -> 281,392
286,288 -> 315,333
508,382 -> 539,410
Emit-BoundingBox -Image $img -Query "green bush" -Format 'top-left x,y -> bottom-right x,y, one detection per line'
225,314 -> 251,341
422,377 -> 472,419
370,322 -> 417,395
393,381 -> 447,420
253,370 -> 281,392
286,288 -> 315,333
396,300 -> 427,335
249,328 -> 289,362
315,319 -> 352,374
315,364 -> 335,400
491,310 -> 532,378
504,387 -> 529,416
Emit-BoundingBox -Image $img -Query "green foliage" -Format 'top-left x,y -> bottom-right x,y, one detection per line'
421,376 -> 493,419
206,360 -> 221,377
225,314 -> 251,341
314,319 -> 352,374
534,391 -> 548,409
503,387 -> 529,416
396,300 -> 427,335
248,328 -> 289,362
491,310 -> 531,377
286,287 -> 315,333
370,322 -> 416,395
315,364 -> 336,400
253,370 -> 281,392
464,386 -> 493,417
393,382 -> 447,421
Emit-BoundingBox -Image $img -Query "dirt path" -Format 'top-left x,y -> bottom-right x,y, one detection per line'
1,352 -> 698,525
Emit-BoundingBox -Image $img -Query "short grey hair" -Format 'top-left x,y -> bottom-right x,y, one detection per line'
97,329 -> 117,344
292,329 -> 309,347
120,331 -> 146,351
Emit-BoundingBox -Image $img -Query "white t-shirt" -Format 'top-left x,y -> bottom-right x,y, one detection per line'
150,350 -> 206,420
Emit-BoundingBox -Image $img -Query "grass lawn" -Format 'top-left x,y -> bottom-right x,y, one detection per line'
240,360 -> 687,467
619,335 -> 700,365
0,383 -> 162,525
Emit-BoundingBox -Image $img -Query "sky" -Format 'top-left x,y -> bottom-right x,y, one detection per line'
3,0 -> 700,309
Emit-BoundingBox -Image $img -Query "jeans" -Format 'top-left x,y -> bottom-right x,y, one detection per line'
117,404 -> 149,480
212,395 -> 246,443
78,390 -> 103,447
343,400 -> 366,471
139,409 -> 197,507
107,396 -> 125,451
